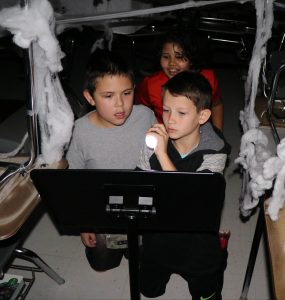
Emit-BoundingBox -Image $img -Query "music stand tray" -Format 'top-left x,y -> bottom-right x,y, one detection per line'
31,169 -> 225,300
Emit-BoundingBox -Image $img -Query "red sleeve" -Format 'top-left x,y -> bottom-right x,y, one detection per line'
135,76 -> 152,108
135,72 -> 165,123
200,69 -> 221,105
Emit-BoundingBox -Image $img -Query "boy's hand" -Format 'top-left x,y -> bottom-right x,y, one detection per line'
147,123 -> 176,171
147,123 -> 169,155
80,232 -> 96,247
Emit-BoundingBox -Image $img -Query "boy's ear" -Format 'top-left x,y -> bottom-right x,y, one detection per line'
83,90 -> 96,106
198,109 -> 211,125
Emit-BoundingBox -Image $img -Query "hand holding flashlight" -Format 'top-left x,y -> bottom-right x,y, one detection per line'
145,134 -> 158,150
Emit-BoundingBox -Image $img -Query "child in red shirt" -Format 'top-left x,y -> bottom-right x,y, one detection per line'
136,29 -> 224,130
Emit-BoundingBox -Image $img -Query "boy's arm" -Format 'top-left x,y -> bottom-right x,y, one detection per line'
81,233 -> 96,247
155,151 -> 177,171
211,101 -> 224,131
66,131 -> 85,169
196,153 -> 227,174
137,144 -> 152,170
201,69 -> 224,131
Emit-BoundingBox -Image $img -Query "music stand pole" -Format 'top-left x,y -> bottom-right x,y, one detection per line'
126,216 -> 140,300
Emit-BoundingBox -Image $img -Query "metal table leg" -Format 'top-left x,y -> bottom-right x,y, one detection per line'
240,207 -> 264,300
14,248 -> 65,284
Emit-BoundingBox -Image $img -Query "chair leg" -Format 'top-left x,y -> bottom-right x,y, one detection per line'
240,207 -> 264,300
14,247 -> 65,285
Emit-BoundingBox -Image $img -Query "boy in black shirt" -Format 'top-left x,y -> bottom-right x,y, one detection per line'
137,71 -> 230,300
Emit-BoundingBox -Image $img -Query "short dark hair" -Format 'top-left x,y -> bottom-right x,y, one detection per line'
84,49 -> 134,95
163,71 -> 212,111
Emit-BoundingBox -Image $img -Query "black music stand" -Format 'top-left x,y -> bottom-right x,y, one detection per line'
30,169 -> 225,300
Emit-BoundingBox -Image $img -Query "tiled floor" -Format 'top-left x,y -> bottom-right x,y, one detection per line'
7,67 -> 272,299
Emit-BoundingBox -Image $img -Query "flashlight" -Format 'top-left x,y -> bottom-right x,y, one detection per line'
145,134 -> 158,150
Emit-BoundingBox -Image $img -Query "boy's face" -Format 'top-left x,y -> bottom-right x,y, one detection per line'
162,90 -> 211,141
84,75 -> 134,128
160,42 -> 191,79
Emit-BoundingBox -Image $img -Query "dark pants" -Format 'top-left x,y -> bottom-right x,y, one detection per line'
140,259 -> 222,300
139,247 -> 228,299
85,234 -> 125,271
